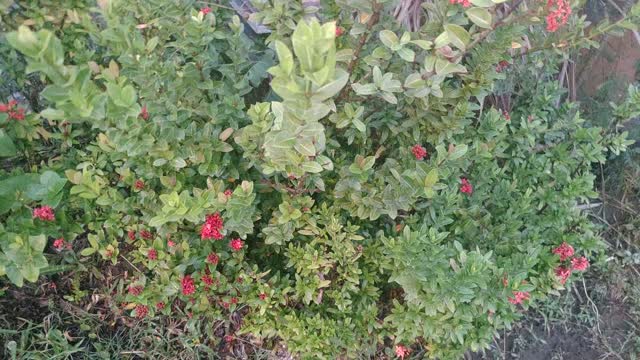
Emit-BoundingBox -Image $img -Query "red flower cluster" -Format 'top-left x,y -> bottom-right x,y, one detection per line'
571,256 -> 589,271
201,274 -> 214,287
555,266 -> 571,284
546,0 -> 571,32
224,189 -> 233,197
206,252 -> 219,265
395,344 -> 409,359
53,238 -> 66,250
134,179 -> 144,190
496,60 -> 510,73
201,213 -> 224,240
411,144 -> 427,160
156,302 -> 165,310
200,7 -> 212,15
0,99 -> 25,120
128,285 -> 144,296
229,238 -> 244,251
503,110 -> 511,121
449,0 -> 470,7
508,290 -> 530,305
182,275 -> 196,296
259,293 -> 267,300
140,230 -> 153,240
168,240 -> 176,247
33,206 -> 55,221
128,230 -> 136,240
552,242 -> 574,261
460,178 -> 473,194
135,304 -> 148,319
335,26 -> 344,37
148,249 -> 158,260
139,105 -> 149,120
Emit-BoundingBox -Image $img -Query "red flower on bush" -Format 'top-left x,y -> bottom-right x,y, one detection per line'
168,240 -> 176,247
231,297 -> 238,304
460,178 -> 473,195
449,0 -> 470,7
148,249 -> 158,260
571,256 -> 589,271
140,230 -> 153,240
128,230 -> 136,240
134,179 -> 144,190
201,274 -> 214,287
201,212 -> 224,240
552,242 -> 574,261
139,105 -> 149,120
224,335 -> 233,343
411,144 -> 427,160
206,252 -> 219,265
496,60 -> 510,72
259,293 -> 267,300
229,238 -> 244,251
503,110 -> 511,121
200,7 -> 212,15
508,291 -> 530,305
335,26 -> 344,37
555,266 -> 572,284
33,206 -> 55,221
128,285 -> 144,296
135,304 -> 148,319
395,344 -> 409,359
53,238 -> 66,250
0,100 -> 25,120
181,275 -> 195,296
156,302 -> 165,310
546,0 -> 571,32
224,189 -> 233,197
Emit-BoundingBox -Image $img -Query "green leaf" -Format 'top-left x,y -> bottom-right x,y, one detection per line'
294,140 -> 316,156
28,235 -> 47,253
353,118 -> 366,132
0,130 -> 17,157
435,58 -> 467,76
471,0 -> 495,7
301,161 -> 323,173
449,144 -> 468,160
466,8 -> 493,29
275,41 -> 294,76
424,169 -> 439,187
444,24 -> 470,50
379,30 -> 399,49
80,248 -> 96,256
5,265 -> 23,287
397,47 -> 415,62
411,40 -> 433,49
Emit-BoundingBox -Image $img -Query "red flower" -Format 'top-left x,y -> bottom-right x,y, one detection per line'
128,285 -> 144,296
395,344 -> 409,359
201,274 -> 214,287
222,301 -> 230,309
449,0 -> 470,7
224,189 -> 233,197
571,256 -> 589,271
8,99 -> 17,107
148,249 -> 158,260
411,144 -> 427,160
134,179 -> 144,190
460,178 -> 473,195
140,230 -> 153,240
33,206 -> 55,221
503,110 -> 511,121
552,242 -> 574,261
335,26 -> 344,37
168,240 -> 176,247
0,103 -> 8,112
555,266 -> 572,284
496,60 -> 510,72
201,212 -> 224,240
200,7 -> 212,15
507,291 -> 530,305
9,108 -> 25,120
206,252 -> 219,265
156,302 -> 165,310
545,0 -> 571,32
181,275 -> 196,296
259,293 -> 267,300
229,238 -> 244,251
139,105 -> 149,120
53,238 -> 66,250
128,230 -> 136,240
135,304 -> 148,319
224,335 -> 233,343
231,297 -> 238,304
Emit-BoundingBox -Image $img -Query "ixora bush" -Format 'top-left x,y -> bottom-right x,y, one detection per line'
1,0 -> 640,358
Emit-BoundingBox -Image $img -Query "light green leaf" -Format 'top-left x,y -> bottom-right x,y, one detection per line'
444,24 -> 470,50
466,8 -> 493,29
379,30 -> 399,49
0,130 -> 17,157
301,161 -> 323,173
397,47 -> 415,62
28,234 -> 47,253
275,41 -> 294,76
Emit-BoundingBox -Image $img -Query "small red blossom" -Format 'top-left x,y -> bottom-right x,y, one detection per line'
0,103 -> 8,112
206,252 -> 219,265
571,256 -> 589,271
222,301 -> 230,309
411,144 -> 427,160
128,285 -> 144,296
259,293 -> 267,300
552,242 -> 574,261
200,7 -> 212,15
503,110 -> 511,121
201,212 -> 224,240
128,230 -> 136,240
224,335 -> 233,343
449,0 -> 470,7
148,249 -> 158,260
231,297 -> 238,304
224,189 -> 233,197
168,240 -> 176,247
135,304 -> 148,319
139,105 -> 149,120
229,238 -> 244,251
53,238 -> 66,250
201,274 -> 214,287
140,230 -> 153,240
496,60 -> 510,72
134,179 -> 144,190
460,178 -> 473,195
508,291 -> 530,305
546,0 -> 571,32
335,26 -> 344,37
8,100 -> 17,107
181,275 -> 196,296
9,108 -> 25,120
395,344 -> 409,359
33,206 -> 55,221
555,266 -> 572,284
156,302 -> 165,310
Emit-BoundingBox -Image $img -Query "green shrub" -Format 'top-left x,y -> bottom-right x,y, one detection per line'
1,0 -> 639,358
